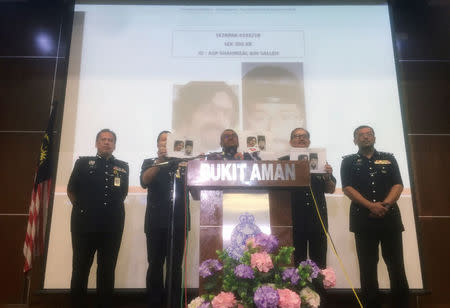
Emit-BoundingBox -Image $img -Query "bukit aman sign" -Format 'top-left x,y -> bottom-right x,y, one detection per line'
187,160 -> 310,188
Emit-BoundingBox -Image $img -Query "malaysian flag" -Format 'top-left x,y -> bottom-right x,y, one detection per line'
23,103 -> 57,272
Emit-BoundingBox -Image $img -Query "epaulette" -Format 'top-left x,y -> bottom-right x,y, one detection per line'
342,153 -> 357,160
115,159 -> 129,165
378,151 -> 394,157
78,156 -> 95,160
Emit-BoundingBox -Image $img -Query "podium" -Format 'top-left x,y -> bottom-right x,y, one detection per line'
186,160 -> 310,275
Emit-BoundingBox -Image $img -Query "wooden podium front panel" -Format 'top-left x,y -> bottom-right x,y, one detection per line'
200,190 -> 223,226
199,189 -> 295,263
269,190 -> 293,249
194,160 -> 308,288
200,190 -> 223,262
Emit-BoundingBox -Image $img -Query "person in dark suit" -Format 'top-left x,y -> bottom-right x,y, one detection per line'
280,128 -> 335,268
68,128 -> 129,308
207,129 -> 245,161
341,125 -> 409,308
140,131 -> 188,308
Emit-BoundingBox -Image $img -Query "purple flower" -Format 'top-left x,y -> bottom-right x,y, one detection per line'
282,267 -> 300,285
300,259 -> 320,279
234,264 -> 254,279
199,259 -> 223,278
254,286 -> 280,308
198,302 -> 211,308
255,233 -> 279,253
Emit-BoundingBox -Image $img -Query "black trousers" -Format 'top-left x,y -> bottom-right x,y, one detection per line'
292,230 -> 327,268
70,231 -> 123,308
146,227 -> 186,308
355,231 -> 409,308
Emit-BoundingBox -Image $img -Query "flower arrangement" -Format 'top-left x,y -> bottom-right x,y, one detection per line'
189,233 -> 336,308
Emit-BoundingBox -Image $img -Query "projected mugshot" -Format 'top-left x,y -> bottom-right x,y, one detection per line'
242,63 -> 306,153
172,81 -> 239,152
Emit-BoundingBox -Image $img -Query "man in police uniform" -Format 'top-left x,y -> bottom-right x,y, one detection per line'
68,129 -> 129,308
340,125 -> 409,308
140,131 -> 188,308
207,129 -> 245,160
280,128 -> 336,268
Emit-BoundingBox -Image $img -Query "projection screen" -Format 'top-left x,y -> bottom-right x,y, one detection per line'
44,3 -> 424,290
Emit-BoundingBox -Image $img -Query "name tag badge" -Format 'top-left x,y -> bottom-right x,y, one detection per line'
114,177 -> 121,186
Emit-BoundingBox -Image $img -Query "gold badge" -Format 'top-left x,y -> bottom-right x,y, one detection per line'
114,177 -> 121,186
89,160 -> 96,165
374,160 -> 391,164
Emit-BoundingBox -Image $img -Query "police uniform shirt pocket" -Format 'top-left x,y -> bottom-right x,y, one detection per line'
375,162 -> 391,177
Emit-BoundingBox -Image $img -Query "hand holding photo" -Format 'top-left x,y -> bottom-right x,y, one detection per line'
290,148 -> 326,173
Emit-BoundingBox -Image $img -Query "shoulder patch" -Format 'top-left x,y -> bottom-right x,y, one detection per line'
78,156 -> 95,161
378,151 -> 394,157
342,153 -> 357,160
115,159 -> 129,166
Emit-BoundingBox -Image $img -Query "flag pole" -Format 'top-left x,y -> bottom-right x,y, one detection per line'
22,271 -> 31,305
22,101 -> 58,304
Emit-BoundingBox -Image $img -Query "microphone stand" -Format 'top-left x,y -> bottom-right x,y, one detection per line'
148,155 -> 206,308
166,164 -> 178,308
162,157 -> 196,308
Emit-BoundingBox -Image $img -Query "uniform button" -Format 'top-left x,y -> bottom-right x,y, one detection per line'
373,190 -> 376,193
306,202 -> 310,206
105,171 -> 108,175
371,174 -> 374,177
104,202 -> 107,205
369,167 -> 372,170
106,165 -> 108,167
105,186 -> 108,188
372,199 -> 376,202
372,182 -> 375,185
305,193 -> 309,196
105,193 -> 107,196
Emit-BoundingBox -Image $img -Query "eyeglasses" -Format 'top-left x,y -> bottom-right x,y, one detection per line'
292,134 -> 309,140
223,134 -> 237,140
222,133 -> 237,140
358,132 -> 374,138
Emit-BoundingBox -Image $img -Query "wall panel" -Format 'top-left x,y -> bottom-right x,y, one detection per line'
417,218 -> 450,307
0,216 -> 28,304
392,1 -> 450,61
0,5 -> 61,58
400,62 -> 450,134
408,135 -> 450,217
0,133 -> 43,214
0,59 -> 55,131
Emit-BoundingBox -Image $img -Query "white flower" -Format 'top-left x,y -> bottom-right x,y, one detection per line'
188,296 -> 205,308
300,287 -> 320,308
